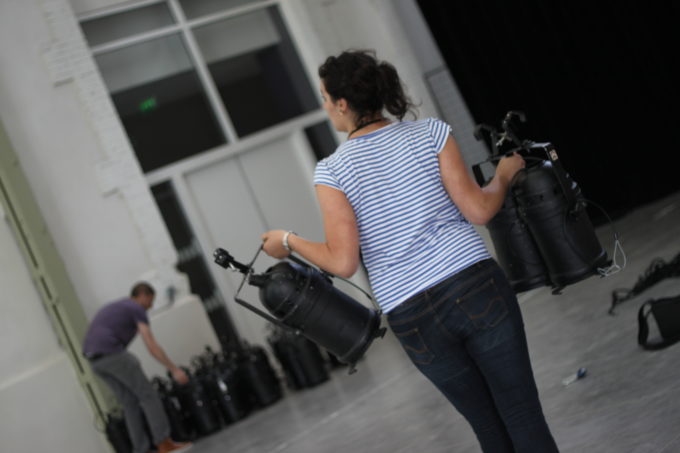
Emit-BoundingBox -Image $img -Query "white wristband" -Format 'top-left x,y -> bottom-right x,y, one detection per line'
282,230 -> 296,252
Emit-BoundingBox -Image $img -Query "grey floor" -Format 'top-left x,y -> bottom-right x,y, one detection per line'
193,191 -> 680,453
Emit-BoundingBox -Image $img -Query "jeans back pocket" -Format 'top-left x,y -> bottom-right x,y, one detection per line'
456,278 -> 508,330
395,328 -> 435,366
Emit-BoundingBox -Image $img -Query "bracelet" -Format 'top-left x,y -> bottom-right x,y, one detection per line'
282,230 -> 296,252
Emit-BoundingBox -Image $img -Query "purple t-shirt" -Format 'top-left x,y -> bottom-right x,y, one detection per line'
82,298 -> 149,357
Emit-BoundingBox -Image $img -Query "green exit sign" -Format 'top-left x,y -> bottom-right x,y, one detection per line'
139,97 -> 158,113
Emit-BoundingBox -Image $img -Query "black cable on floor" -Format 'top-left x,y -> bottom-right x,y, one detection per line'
609,251 -> 680,315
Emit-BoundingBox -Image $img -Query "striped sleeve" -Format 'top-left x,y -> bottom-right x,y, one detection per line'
427,118 -> 453,154
314,159 -> 343,191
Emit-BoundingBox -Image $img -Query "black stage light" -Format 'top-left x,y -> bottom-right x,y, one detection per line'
214,247 -> 386,373
474,112 -> 613,294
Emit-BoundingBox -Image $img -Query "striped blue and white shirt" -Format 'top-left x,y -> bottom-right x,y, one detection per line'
314,118 -> 491,313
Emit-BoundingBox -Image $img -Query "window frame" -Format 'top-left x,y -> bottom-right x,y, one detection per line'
79,0 -> 331,180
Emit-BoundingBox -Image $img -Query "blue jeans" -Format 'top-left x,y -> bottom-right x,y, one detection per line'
387,259 -> 558,453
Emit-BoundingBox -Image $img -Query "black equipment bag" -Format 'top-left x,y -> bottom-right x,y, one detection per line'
191,346 -> 252,424
238,344 -> 283,408
512,160 -> 608,291
472,112 -> 612,295
104,413 -> 132,453
271,333 -> 329,389
152,377 -> 195,442
325,350 -> 345,369
271,337 -> 307,390
485,188 -> 551,292
200,364 -> 251,424
288,336 -> 329,387
170,369 -> 222,438
638,295 -> 680,350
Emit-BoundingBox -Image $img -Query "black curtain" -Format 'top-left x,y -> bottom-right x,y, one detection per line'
417,0 -> 680,221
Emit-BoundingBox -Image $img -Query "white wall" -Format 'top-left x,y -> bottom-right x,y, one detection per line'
69,0 -> 128,16
0,0 -> 196,449
0,219 -> 61,385
0,0 -> 187,321
128,295 -> 222,379
0,204 -> 108,453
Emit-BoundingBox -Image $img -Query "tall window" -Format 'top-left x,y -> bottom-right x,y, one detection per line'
81,1 -> 318,173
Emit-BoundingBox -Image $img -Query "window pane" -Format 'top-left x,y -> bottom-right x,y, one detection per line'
304,121 -> 338,161
80,3 -> 175,47
179,0 -> 265,20
96,34 -> 226,172
192,7 -> 318,137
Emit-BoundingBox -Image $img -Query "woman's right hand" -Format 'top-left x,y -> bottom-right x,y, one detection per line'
496,152 -> 525,184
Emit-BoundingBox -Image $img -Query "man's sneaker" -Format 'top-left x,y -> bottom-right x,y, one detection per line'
157,438 -> 192,453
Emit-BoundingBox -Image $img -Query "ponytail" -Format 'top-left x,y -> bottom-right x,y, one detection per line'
319,50 -> 415,123
377,61 -> 411,120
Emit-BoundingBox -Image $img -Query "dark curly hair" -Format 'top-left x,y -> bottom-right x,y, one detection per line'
318,50 -> 415,125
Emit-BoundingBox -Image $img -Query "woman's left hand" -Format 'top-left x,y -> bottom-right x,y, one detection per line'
261,230 -> 290,259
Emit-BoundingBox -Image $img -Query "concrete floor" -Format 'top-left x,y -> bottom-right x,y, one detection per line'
191,191 -> 680,453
